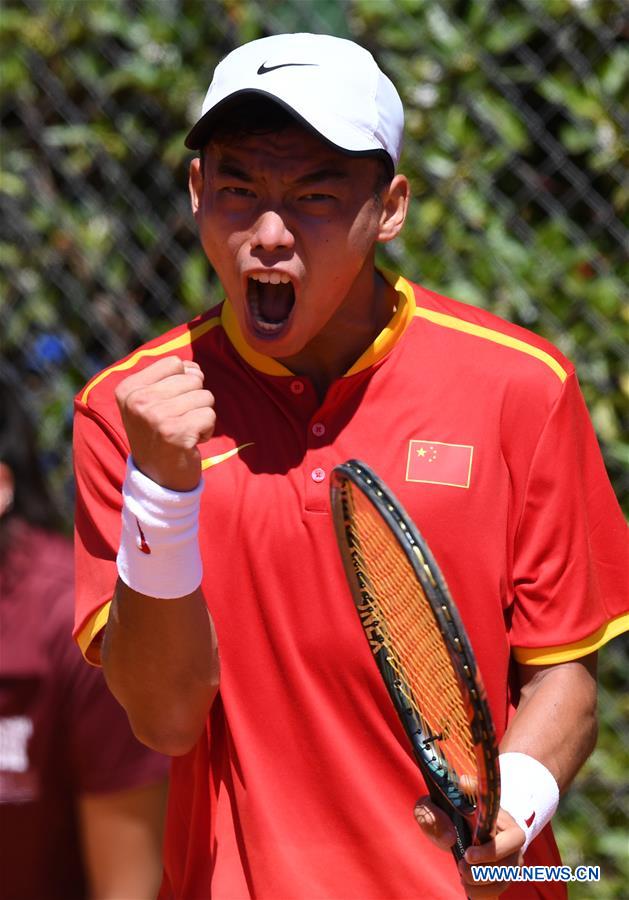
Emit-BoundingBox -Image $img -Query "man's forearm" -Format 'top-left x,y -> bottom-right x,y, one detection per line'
102,579 -> 219,756
501,654 -> 598,790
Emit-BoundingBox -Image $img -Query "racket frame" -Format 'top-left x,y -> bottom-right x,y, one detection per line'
330,459 -> 500,856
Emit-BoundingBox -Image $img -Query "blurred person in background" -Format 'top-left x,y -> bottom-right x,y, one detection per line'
0,372 -> 169,900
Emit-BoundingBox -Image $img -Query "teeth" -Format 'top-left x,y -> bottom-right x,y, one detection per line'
255,319 -> 285,333
250,272 -> 291,284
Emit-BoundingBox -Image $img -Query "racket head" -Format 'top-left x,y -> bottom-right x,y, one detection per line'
330,459 -> 500,846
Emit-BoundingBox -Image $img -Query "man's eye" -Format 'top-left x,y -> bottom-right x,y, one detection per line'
300,193 -> 335,202
221,186 -> 255,197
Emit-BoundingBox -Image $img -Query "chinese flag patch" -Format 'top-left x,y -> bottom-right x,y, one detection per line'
406,440 -> 474,488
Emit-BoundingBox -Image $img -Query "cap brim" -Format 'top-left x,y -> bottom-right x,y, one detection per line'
184,89 -> 394,173
185,90 -> 274,149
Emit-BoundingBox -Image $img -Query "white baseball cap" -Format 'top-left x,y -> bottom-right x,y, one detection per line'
185,33 -> 404,169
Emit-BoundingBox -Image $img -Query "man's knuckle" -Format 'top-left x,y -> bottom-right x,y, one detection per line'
125,397 -> 141,417
126,388 -> 152,414
157,356 -> 182,375
156,418 -> 178,442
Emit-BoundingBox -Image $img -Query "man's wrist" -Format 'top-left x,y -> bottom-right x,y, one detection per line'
498,752 -> 560,852
116,457 -> 204,598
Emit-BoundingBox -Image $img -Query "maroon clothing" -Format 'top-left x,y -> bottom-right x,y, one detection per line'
0,521 -> 169,900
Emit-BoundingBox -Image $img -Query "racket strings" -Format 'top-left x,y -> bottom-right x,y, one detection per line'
348,487 -> 477,802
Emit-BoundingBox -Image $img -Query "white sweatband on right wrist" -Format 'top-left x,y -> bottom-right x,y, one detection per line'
498,752 -> 560,852
116,458 -> 204,599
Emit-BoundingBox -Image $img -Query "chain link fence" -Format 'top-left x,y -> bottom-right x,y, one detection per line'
1,1 -> 627,895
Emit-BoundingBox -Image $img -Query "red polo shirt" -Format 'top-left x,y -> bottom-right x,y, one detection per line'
73,272 -> 628,899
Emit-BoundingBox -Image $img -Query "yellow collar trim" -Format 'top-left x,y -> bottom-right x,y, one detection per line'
220,270 -> 416,378
222,298 -> 294,376
345,271 -> 416,376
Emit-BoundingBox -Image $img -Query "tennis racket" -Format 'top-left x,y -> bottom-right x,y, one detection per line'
330,459 -> 500,861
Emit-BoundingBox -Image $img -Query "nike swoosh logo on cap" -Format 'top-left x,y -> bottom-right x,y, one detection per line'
257,62 -> 318,75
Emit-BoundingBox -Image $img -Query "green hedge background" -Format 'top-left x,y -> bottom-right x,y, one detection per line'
1,1 -> 627,895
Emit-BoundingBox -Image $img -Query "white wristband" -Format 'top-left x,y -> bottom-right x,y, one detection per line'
116,458 -> 203,598
498,752 -> 560,852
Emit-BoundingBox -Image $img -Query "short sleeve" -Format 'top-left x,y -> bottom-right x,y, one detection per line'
511,371 -> 628,664
73,399 -> 129,662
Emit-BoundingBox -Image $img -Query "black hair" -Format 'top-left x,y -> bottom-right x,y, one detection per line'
199,95 -> 394,193
209,95 -> 298,142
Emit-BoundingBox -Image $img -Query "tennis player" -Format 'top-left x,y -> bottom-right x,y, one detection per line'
73,34 -> 628,899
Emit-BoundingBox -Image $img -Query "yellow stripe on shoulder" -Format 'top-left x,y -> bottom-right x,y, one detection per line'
414,307 -> 568,383
80,315 -> 222,405
513,612 -> 629,665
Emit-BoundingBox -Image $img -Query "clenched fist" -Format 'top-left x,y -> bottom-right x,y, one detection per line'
115,356 -> 215,492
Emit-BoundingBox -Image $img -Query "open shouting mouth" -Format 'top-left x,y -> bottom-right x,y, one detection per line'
247,272 -> 296,337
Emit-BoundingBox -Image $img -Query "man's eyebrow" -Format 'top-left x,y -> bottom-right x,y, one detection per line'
294,167 -> 350,185
215,161 -> 254,182
214,160 -> 350,185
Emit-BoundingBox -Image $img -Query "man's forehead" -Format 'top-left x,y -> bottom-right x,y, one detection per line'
207,127 -> 369,178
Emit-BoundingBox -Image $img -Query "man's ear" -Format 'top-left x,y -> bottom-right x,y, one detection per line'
377,174 -> 410,244
188,157 -> 203,218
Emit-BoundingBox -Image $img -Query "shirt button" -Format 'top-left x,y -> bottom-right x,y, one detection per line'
311,467 -> 326,483
312,422 -> 326,437
290,380 -> 304,395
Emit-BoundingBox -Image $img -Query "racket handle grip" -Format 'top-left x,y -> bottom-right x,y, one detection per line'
427,788 -> 474,899
447,808 -> 472,862
427,784 -> 472,861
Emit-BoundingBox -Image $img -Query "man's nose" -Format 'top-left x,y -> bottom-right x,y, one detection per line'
250,208 -> 295,253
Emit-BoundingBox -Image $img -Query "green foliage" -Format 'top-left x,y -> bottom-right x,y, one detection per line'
1,1 -> 627,886
358,0 -> 628,513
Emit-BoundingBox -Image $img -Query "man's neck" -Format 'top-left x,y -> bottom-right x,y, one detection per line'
278,269 -> 397,402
